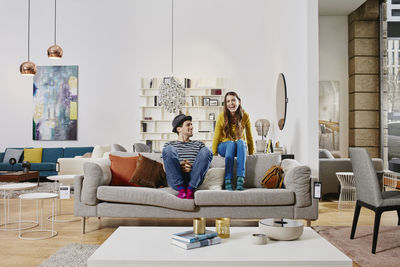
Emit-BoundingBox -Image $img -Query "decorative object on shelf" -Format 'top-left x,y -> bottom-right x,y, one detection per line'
158,0 -> 185,113
22,161 -> 31,173
209,99 -> 219,106
33,66 -> 78,140
259,218 -> 304,241
209,113 -> 215,120
255,119 -> 270,152
47,0 -> 63,59
211,89 -> 222,95
20,0 -> 37,76
203,98 -> 210,106
276,73 -> 288,130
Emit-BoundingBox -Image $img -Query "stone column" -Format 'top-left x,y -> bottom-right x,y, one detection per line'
348,0 -> 380,158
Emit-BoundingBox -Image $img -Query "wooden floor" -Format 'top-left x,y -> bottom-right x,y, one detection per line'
0,198 -> 398,267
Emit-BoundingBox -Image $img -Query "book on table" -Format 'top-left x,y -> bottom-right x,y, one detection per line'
172,236 -> 221,250
171,229 -> 218,243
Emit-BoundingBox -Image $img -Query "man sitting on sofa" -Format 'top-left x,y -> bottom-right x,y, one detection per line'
162,114 -> 213,199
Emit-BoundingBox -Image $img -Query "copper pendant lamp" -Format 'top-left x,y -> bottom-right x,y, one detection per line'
20,0 -> 37,76
47,0 -> 63,58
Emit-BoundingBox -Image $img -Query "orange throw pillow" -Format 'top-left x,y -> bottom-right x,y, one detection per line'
130,154 -> 167,188
109,154 -> 141,186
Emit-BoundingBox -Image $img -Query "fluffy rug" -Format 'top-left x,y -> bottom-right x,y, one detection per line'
0,182 -> 73,198
38,243 -> 99,267
313,225 -> 400,267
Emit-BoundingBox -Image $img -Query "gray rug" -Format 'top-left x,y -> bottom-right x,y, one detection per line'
0,182 -> 73,198
38,243 -> 99,267
313,225 -> 400,267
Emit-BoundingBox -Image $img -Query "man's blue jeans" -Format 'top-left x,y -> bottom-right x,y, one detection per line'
162,145 -> 213,190
217,139 -> 246,180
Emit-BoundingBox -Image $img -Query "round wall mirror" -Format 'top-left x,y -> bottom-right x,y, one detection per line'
276,73 -> 288,130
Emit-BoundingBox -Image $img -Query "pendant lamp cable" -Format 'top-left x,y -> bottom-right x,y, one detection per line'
171,0 -> 174,75
27,0 -> 31,61
54,0 -> 57,45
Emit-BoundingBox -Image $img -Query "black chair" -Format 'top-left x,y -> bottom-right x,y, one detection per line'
349,147 -> 400,253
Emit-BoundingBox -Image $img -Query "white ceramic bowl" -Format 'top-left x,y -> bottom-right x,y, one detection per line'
258,218 -> 304,241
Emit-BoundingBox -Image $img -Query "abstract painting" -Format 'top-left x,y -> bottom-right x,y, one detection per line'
33,66 -> 78,140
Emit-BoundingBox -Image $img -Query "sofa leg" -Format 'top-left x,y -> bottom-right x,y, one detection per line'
306,220 -> 311,227
82,217 -> 86,234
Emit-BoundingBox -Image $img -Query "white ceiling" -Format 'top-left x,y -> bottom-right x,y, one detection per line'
319,0 -> 366,15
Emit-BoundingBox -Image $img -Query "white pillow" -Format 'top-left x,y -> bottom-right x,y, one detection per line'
91,144 -> 111,158
198,168 -> 225,190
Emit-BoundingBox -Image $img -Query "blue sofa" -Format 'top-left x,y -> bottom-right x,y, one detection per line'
0,147 -> 94,177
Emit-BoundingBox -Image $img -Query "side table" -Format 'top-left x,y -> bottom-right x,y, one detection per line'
0,183 -> 39,231
335,172 -> 356,209
19,192 -> 58,240
46,174 -> 82,222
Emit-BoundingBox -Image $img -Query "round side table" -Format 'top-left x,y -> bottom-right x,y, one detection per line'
335,172 -> 356,209
18,192 -> 58,240
0,183 -> 39,231
46,174 -> 82,223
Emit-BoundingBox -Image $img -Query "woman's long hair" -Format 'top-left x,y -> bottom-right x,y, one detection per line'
223,91 -> 244,139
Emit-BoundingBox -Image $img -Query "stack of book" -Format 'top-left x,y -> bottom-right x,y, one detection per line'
171,229 -> 221,250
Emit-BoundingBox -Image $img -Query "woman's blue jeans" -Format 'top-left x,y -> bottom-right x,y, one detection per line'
217,140 -> 246,180
162,145 -> 213,190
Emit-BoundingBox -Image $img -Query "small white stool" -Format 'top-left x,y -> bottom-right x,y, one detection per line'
18,192 -> 58,240
46,174 -> 82,223
0,183 -> 39,231
335,172 -> 356,209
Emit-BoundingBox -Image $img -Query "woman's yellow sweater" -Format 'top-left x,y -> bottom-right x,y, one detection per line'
212,111 -> 254,155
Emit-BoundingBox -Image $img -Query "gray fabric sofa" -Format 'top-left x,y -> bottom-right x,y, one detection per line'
74,152 -> 319,233
319,157 -> 384,197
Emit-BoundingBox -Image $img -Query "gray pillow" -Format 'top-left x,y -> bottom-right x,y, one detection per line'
319,149 -> 334,159
111,144 -> 127,152
3,149 -> 23,163
281,159 -> 311,207
82,159 -> 112,206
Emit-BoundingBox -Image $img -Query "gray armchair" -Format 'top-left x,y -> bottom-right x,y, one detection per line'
349,147 -> 400,254
133,143 -> 151,153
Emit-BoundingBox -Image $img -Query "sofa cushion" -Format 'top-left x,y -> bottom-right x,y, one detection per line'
198,168 -> 225,190
281,159 -> 311,207
194,188 -> 294,206
0,163 -> 13,171
130,154 -> 167,188
23,148 -> 43,163
244,153 -> 281,188
42,148 -> 64,163
111,151 -> 163,163
92,144 -> 112,158
3,148 -> 23,163
82,160 -> 112,205
97,186 -> 196,211
109,154 -> 140,186
28,162 -> 56,171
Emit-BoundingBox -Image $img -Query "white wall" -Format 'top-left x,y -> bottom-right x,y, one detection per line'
319,16 -> 349,157
0,0 -> 318,169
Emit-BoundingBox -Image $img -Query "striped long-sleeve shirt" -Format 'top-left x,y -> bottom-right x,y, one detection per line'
163,140 -> 205,164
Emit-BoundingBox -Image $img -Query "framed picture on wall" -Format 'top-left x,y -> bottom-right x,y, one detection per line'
209,99 -> 219,106
203,98 -> 210,106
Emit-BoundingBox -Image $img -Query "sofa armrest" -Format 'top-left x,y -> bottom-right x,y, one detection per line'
57,157 -> 96,175
283,163 -> 312,208
81,161 -> 112,205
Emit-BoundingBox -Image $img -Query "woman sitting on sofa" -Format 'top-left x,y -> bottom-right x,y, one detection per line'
212,91 -> 254,191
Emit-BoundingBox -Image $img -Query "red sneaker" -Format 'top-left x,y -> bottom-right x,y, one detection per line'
177,188 -> 187,199
186,188 -> 194,199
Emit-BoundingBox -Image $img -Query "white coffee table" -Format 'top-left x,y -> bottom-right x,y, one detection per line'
0,183 -> 39,231
46,174 -> 82,222
87,226 -> 352,267
18,192 -> 58,240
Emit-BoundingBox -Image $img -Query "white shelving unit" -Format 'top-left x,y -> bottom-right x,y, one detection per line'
139,77 -> 226,152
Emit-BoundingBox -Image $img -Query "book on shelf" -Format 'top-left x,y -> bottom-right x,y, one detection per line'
171,236 -> 221,250
171,229 -> 218,243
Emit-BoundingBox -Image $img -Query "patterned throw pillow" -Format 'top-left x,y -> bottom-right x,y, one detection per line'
3,149 -> 23,163
130,154 -> 167,188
